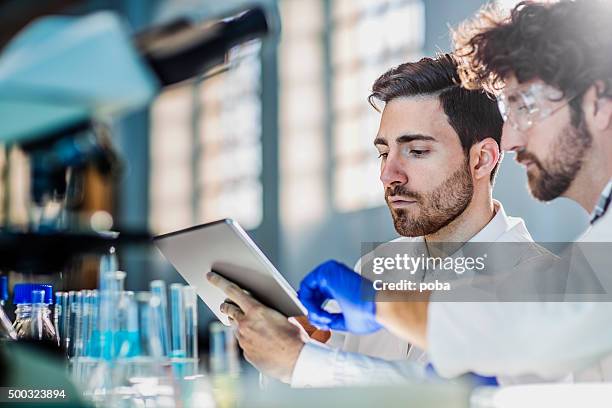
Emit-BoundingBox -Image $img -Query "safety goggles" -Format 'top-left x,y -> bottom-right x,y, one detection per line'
497,83 -> 575,131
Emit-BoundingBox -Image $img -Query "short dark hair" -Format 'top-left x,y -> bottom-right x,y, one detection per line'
453,0 -> 612,124
369,53 -> 503,182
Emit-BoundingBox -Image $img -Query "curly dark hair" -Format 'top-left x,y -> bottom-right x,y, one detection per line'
453,0 -> 612,122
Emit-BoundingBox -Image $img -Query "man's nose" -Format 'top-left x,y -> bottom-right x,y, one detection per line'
500,121 -> 527,152
380,154 -> 408,189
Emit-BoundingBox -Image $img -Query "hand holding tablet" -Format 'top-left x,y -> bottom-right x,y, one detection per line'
154,219 -> 306,325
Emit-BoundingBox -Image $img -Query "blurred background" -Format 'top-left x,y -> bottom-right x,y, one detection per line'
0,0 -> 590,329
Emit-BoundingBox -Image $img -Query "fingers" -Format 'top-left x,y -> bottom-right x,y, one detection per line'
207,271 -> 258,312
298,260 -> 347,304
307,309 -> 346,331
298,268 -> 346,332
220,301 -> 245,322
298,278 -> 330,322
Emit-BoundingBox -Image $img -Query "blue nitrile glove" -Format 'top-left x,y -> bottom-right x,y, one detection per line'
298,260 -> 382,334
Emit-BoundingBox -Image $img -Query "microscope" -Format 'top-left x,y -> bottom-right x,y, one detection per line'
0,5 -> 272,275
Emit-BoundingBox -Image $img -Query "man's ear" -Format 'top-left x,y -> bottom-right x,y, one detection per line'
585,82 -> 612,131
470,138 -> 500,181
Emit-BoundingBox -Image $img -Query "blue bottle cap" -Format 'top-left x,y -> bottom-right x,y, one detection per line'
13,283 -> 53,304
0,276 -> 7,302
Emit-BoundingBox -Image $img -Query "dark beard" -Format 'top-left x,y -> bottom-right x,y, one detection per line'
518,120 -> 592,202
386,161 -> 474,237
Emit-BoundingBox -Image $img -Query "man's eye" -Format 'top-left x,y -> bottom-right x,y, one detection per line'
400,145 -> 429,158
378,152 -> 388,159
408,149 -> 429,157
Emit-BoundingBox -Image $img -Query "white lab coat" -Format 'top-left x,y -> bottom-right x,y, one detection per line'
291,201 -> 556,387
427,204 -> 612,381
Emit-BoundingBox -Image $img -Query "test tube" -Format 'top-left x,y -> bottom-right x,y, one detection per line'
99,247 -> 118,276
71,291 -> 87,384
99,271 -> 125,359
98,248 -> 120,360
79,290 -> 92,358
209,322 -> 240,377
126,291 -> 139,357
70,291 -> 83,358
136,292 -> 163,359
170,283 -> 186,358
54,292 -> 67,346
88,290 -> 100,358
150,280 -> 170,356
183,286 -> 198,360
63,291 -> 77,353
116,291 -> 138,358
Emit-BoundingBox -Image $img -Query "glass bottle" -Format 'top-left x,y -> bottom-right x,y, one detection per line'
12,283 -> 56,342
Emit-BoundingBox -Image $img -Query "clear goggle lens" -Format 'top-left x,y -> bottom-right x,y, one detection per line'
497,83 -> 567,131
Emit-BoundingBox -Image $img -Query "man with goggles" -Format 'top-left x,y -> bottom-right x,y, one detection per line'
297,0 -> 612,382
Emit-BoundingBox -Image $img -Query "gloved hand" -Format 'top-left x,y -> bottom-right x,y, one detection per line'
298,260 -> 382,334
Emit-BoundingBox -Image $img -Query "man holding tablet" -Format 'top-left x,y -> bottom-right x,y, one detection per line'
298,0 -> 612,384
208,54 -> 554,386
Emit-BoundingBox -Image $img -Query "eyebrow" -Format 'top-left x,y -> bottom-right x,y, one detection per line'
373,134 -> 437,146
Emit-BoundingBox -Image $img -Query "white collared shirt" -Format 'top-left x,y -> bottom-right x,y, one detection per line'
291,200 -> 549,387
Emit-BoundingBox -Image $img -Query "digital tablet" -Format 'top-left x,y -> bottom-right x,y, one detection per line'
154,219 -> 306,325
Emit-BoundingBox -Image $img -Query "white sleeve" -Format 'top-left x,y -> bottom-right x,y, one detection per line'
290,342 -> 424,388
326,330 -> 346,348
428,301 -> 612,378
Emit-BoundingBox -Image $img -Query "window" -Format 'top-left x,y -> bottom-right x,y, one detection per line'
331,0 -> 425,211
151,0 -> 426,233
150,84 -> 193,234
197,42 -> 263,230
279,0 -> 327,228
150,43 -> 263,234
279,0 -> 426,223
